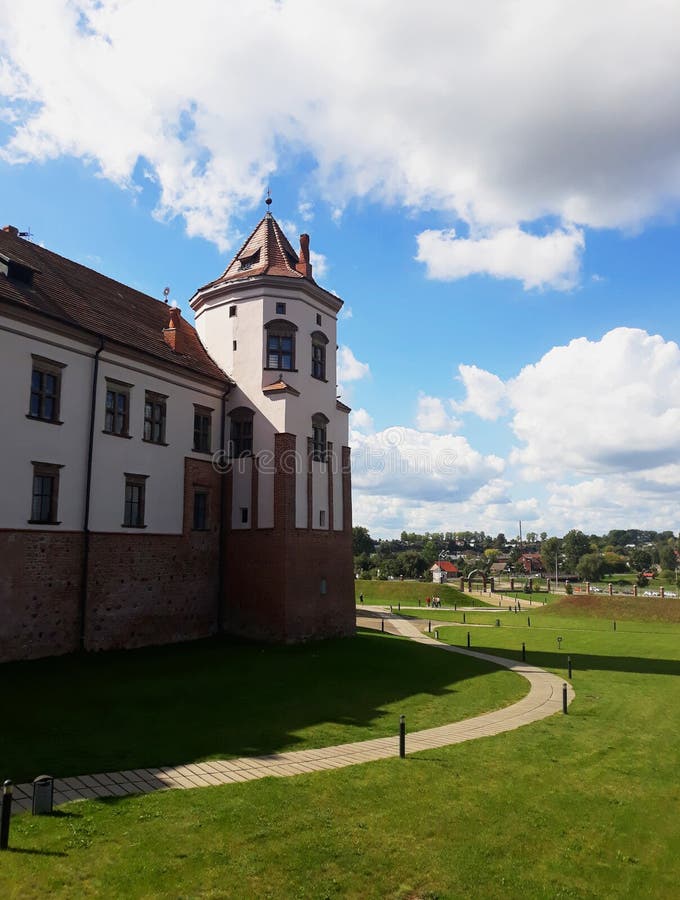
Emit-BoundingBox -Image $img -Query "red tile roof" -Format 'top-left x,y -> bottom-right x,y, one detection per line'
214,213 -> 308,284
0,227 -> 227,382
434,560 -> 459,573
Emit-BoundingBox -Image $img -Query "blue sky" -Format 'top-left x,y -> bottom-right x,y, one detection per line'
2,1 -> 680,539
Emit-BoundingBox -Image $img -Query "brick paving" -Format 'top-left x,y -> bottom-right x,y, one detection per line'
11,611 -> 573,815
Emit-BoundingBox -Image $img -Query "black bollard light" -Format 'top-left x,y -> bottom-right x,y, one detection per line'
522,642 -> 526,661
399,715 -> 406,758
613,621 -> 617,632
463,612 -> 466,624
568,655 -> 572,679
562,683 -> 568,714
428,619 -> 432,633
381,619 -> 384,633
398,602 -> 400,611
0,781 -> 12,850
418,598 -> 421,607
467,631 -> 471,648
527,616 -> 531,627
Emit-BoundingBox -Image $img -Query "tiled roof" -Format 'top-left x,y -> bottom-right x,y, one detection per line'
0,227 -> 227,382
208,213 -> 307,286
262,379 -> 300,397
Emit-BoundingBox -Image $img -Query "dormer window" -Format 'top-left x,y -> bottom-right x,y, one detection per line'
239,248 -> 261,271
265,319 -> 298,371
0,254 -> 35,286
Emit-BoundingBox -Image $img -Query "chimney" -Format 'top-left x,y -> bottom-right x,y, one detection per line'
162,306 -> 185,353
2,226 -> 19,237
295,233 -> 313,279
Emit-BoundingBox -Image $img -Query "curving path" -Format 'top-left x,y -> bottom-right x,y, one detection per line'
10,611 -> 574,814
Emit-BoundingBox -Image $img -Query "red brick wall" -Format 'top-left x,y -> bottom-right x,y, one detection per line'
0,530 -> 83,662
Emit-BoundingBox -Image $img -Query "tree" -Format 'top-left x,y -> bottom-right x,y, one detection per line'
540,532 -> 548,542
493,533 -> 507,549
540,537 -> 561,575
352,526 -> 375,557
658,543 -> 677,572
576,553 -> 606,582
563,529 -> 590,571
629,547 -> 653,572
484,548 -> 499,562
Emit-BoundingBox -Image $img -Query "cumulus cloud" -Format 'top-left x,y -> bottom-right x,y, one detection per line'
415,393 -> 460,433
337,345 -> 370,382
415,226 -> 585,290
2,2 -> 680,251
309,250 -> 328,281
507,328 -> 680,480
452,364 -> 508,421
350,426 -> 504,503
350,408 -> 374,432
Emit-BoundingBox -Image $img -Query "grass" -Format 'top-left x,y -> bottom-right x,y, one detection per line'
355,577 -> 491,607
2,598 -> 680,898
0,631 -> 525,784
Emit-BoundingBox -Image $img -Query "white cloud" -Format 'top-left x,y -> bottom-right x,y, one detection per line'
350,426 -> 504,503
2,2 -> 680,250
452,364 -> 508,420
309,249 -> 328,280
507,328 -> 680,481
297,200 -> 314,221
415,226 -> 584,290
337,345 -> 370,382
415,393 -> 460,433
340,306 -> 353,320
350,408 -> 374,432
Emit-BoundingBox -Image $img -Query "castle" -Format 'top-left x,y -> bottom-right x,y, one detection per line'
0,210 -> 354,663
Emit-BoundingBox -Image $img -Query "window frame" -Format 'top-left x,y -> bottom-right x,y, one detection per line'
312,413 -> 329,463
123,473 -> 148,528
193,404 -> 213,454
104,379 -> 132,438
143,391 -> 168,445
311,330 -> 328,381
229,406 -> 254,457
28,461 -> 63,525
28,355 -> 65,424
264,319 -> 298,372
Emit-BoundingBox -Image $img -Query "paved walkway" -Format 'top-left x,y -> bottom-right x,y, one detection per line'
11,612 -> 573,815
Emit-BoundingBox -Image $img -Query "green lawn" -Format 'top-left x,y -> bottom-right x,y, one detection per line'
2,599 -> 679,898
0,631 -> 524,784
355,578 -> 491,607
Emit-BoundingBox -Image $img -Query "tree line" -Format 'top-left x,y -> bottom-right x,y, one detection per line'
352,526 -> 678,584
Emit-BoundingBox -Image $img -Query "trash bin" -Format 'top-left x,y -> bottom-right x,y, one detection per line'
495,619 -> 501,627
32,775 -> 54,815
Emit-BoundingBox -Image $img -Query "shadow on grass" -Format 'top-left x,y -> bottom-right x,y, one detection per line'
6,847 -> 68,857
0,630 -> 506,782
451,644 -> 680,678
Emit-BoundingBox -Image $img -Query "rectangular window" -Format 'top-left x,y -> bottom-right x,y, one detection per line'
319,510 -> 326,527
241,507 -> 249,524
276,302 -> 286,315
193,489 -> 208,531
123,474 -> 147,527
104,382 -> 130,436
233,340 -> 237,351
267,333 -> 294,370
229,305 -> 237,317
144,392 -> 167,444
312,342 -> 326,380
29,462 -> 62,524
316,313 -> 322,326
28,356 -> 65,423
193,406 -> 212,453
312,424 -> 327,462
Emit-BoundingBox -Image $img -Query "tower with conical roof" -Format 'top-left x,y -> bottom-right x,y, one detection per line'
190,207 -> 354,642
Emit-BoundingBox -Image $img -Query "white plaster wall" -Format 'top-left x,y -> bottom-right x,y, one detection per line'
0,318 -> 93,530
89,354 -> 223,534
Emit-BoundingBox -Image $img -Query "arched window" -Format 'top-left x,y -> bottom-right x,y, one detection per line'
311,330 -> 328,381
265,319 -> 297,371
229,406 -> 254,457
312,412 -> 329,462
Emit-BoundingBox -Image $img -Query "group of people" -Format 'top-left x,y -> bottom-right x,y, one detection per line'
425,596 -> 442,607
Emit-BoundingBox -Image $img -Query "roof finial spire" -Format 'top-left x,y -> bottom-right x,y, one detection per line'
265,187 -> 272,213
